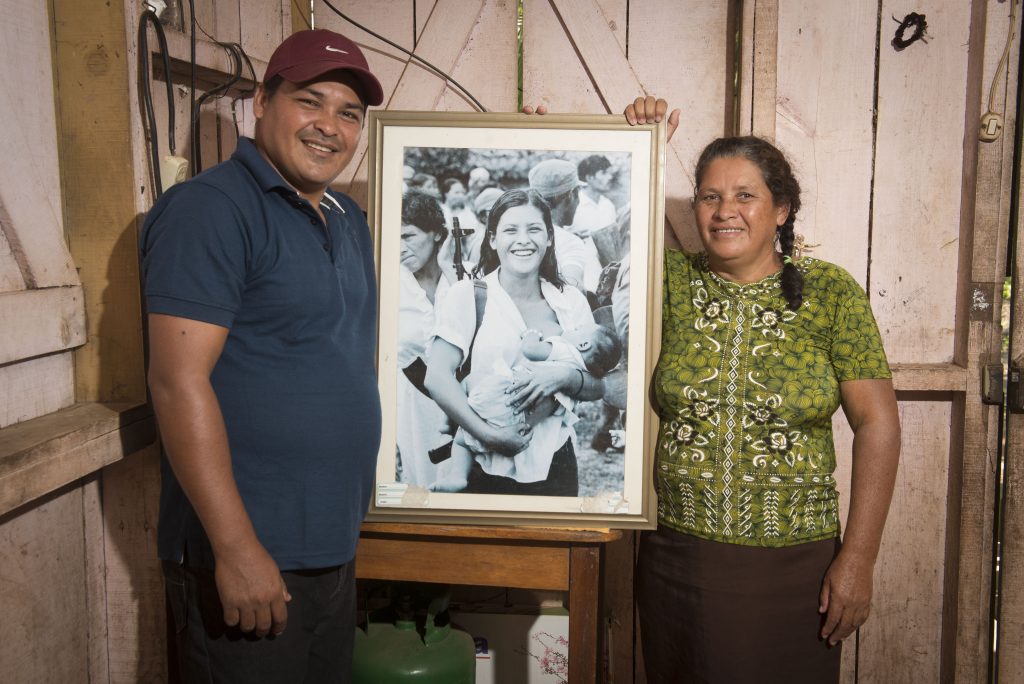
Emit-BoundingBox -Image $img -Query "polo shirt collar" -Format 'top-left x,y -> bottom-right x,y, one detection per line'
233,137 -> 293,194
233,137 -> 346,215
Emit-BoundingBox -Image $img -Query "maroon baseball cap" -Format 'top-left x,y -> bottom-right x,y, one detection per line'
263,29 -> 384,106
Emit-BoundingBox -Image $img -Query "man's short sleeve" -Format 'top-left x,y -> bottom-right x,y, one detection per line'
140,183 -> 249,328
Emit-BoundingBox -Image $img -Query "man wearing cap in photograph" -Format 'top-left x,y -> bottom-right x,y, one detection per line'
528,158 -> 600,293
141,29 -> 384,682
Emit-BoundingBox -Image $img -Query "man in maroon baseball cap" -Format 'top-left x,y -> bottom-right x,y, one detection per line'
144,29 -> 384,683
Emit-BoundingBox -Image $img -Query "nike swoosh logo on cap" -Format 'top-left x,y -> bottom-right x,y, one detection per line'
325,46 -> 348,54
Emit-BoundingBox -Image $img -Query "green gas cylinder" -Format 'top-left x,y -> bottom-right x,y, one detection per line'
353,586 -> 475,683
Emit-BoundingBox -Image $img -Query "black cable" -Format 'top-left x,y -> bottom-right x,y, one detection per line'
138,9 -> 177,197
187,10 -> 259,172
320,0 -> 487,112
193,44 -> 244,174
188,0 -> 198,173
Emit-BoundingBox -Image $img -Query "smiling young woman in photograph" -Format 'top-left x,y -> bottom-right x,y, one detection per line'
425,189 -> 605,496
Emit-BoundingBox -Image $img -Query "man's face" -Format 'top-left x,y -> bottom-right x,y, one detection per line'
587,167 -> 614,193
445,182 -> 468,210
552,187 -> 579,226
253,72 -> 364,203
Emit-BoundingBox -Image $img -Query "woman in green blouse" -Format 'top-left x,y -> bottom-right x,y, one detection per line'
625,97 -> 901,683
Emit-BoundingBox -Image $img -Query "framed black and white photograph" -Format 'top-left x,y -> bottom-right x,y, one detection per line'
367,111 -> 664,527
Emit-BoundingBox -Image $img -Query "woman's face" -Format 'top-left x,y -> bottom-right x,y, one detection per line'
693,156 -> 789,272
489,204 -> 550,277
400,223 -> 442,274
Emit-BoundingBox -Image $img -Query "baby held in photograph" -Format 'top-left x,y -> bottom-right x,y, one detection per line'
430,324 -> 621,492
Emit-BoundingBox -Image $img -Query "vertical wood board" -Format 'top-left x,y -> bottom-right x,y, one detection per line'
55,0 -> 146,402
997,29 -> 1024,671
523,0 -> 608,114
869,0 -> 972,364
750,0 -> 778,139
626,0 -> 732,251
855,401 -> 950,683
738,0 -> 756,135
0,486 -> 90,683
435,0 -> 519,114
82,474 -> 110,683
101,445 -> 167,683
774,0 -> 876,285
239,0 -> 287,63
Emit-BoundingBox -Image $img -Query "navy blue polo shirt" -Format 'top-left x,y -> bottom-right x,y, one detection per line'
141,137 -> 381,570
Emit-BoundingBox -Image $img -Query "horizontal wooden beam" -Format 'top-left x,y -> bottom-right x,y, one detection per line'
891,363 -> 970,393
0,287 -> 86,365
0,402 -> 156,516
157,29 -> 267,94
356,536 -> 570,590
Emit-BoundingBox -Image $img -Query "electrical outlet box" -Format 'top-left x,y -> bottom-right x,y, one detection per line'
980,112 -> 1003,142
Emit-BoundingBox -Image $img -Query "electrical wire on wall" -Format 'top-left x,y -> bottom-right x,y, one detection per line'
138,4 -> 177,197
189,19 -> 258,174
319,0 -> 487,112
981,0 -> 1020,143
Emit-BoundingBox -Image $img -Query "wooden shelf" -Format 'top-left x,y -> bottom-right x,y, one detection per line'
0,402 -> 156,516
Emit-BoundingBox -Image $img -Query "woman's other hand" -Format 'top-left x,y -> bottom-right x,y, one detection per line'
818,550 -> 874,646
508,363 -> 576,413
521,104 -> 548,115
624,96 -> 680,143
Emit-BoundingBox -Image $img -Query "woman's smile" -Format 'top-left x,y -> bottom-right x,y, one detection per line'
490,204 -> 550,275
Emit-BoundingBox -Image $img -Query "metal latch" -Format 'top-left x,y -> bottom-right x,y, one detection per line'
983,363 -> 1004,405
1009,361 -> 1024,414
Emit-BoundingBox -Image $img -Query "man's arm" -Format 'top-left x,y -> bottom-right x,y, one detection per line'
147,313 -> 291,637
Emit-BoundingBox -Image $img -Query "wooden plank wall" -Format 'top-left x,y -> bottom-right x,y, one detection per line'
0,1 -> 93,681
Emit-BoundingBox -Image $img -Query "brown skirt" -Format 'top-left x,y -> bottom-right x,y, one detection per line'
636,526 -> 842,684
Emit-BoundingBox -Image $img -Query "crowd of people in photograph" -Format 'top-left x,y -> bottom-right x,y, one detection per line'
395,154 -> 632,495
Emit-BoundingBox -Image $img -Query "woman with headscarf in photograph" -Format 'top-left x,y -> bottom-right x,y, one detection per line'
425,189 -> 617,496
395,190 -> 456,488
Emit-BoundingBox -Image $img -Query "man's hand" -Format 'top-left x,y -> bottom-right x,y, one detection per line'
623,96 -> 680,143
818,549 -> 874,646
215,541 -> 292,637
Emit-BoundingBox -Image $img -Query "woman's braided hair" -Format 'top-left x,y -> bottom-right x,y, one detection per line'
694,136 -> 804,311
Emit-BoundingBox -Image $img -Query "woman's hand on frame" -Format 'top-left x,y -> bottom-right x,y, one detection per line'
623,96 -> 680,143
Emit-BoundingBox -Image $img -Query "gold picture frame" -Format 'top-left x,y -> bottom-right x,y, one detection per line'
366,111 -> 664,528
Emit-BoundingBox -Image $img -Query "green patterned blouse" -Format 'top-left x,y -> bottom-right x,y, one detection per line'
654,250 -> 891,547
